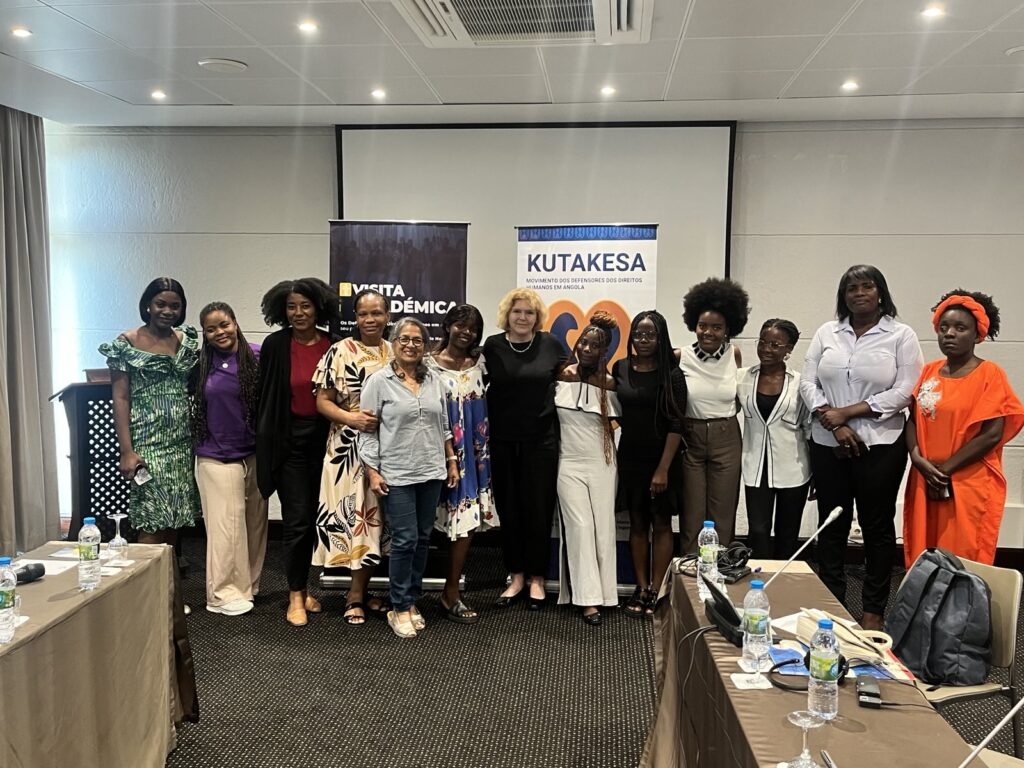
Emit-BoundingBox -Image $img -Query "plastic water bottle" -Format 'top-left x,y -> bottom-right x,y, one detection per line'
808,618 -> 840,720
697,520 -> 720,601
78,516 -> 101,591
742,579 -> 771,674
0,557 -> 16,644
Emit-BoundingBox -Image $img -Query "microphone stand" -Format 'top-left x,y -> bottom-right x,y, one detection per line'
762,507 -> 843,591
958,695 -> 1024,767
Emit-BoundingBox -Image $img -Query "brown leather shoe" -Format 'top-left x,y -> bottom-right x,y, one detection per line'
304,595 -> 322,613
861,611 -> 884,631
286,605 -> 307,626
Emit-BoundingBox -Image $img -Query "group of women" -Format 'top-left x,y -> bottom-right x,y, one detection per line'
102,264 -> 1022,635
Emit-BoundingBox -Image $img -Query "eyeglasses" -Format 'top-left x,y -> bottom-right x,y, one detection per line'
397,336 -> 424,348
756,339 -> 788,350
634,332 -> 658,342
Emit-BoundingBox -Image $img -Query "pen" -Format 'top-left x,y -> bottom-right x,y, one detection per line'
821,749 -> 837,768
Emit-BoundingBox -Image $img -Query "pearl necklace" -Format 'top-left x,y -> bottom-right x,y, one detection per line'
506,334 -> 536,354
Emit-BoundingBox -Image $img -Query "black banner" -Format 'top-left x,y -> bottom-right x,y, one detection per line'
329,220 -> 468,339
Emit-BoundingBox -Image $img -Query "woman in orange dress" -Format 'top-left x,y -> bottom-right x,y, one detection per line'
904,290 -> 1024,567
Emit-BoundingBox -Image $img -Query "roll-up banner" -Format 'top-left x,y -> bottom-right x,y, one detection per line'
516,224 -> 658,363
329,220 -> 468,338
517,224 -> 659,587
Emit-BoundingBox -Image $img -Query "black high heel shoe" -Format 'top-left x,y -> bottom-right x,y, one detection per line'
582,608 -> 602,626
494,589 -> 523,608
526,595 -> 544,611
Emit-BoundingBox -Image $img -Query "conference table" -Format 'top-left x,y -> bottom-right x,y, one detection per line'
640,560 -> 976,768
0,542 -> 177,768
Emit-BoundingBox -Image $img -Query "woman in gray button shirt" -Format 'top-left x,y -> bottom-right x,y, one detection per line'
358,317 -> 460,639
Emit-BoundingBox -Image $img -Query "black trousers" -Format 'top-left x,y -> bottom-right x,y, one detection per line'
744,476 -> 809,560
809,435 -> 907,616
275,416 -> 325,592
490,435 -> 559,577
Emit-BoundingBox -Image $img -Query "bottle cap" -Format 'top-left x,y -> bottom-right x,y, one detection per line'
818,618 -> 833,630
703,520 -> 714,528
0,557 -> 10,566
750,580 -> 764,589
83,517 -> 96,525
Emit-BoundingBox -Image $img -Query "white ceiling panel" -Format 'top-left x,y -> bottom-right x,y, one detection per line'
58,5 -> 252,48
47,0 -> 195,6
207,2 -> 392,46
401,44 -> 542,77
686,0 -> 856,38
197,76 -> 331,104
0,6 -> 119,51
905,65 -> 1024,94
83,77 -> 228,103
137,46 -> 297,78
785,67 -> 924,97
541,40 -> 676,75
808,32 -> 976,69
0,0 -> 41,8
312,75 -> 437,104
270,44 -> 418,78
838,0 -> 1024,34
429,75 -> 549,103
363,1 -> 422,46
944,29 -> 1024,66
674,36 -> 821,73
16,47 -> 174,80
998,6 -> 1024,29
666,69 -> 792,100
548,72 -> 666,103
650,0 -> 689,41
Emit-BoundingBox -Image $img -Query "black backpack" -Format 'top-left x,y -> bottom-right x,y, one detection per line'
885,548 -> 992,686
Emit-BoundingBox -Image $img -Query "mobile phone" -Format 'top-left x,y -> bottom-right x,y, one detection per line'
134,467 -> 152,485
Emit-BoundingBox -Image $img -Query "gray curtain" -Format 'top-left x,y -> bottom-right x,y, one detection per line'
0,105 -> 59,553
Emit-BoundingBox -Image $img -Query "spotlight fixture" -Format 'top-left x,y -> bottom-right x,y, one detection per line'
371,88 -> 386,100
1006,45 -> 1024,57
600,85 -> 616,96
11,27 -> 32,38
921,6 -> 945,18
197,58 -> 248,74
151,89 -> 167,101
841,79 -> 859,92
298,20 -> 318,33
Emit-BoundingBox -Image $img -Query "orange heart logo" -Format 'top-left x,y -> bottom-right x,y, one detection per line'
545,299 -> 633,364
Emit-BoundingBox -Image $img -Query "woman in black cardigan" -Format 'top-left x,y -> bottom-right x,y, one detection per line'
256,277 -> 340,626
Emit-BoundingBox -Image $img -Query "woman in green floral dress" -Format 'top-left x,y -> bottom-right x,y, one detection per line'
99,277 -> 201,543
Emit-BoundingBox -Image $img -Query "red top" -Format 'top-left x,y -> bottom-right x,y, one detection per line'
290,335 -> 330,417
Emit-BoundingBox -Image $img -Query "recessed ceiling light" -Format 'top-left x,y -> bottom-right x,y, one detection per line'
298,20 -> 318,33
150,89 -> 167,101
1006,45 -> 1024,57
600,85 -> 616,96
371,88 -> 386,100
841,79 -> 859,92
921,5 -> 945,18
10,27 -> 32,38
197,58 -> 248,74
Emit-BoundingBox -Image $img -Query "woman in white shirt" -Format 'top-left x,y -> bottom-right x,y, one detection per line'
679,278 -> 751,552
800,265 -> 923,631
737,319 -> 811,559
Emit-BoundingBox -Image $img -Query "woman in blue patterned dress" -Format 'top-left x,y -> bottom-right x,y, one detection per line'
99,277 -> 200,545
427,304 -> 497,623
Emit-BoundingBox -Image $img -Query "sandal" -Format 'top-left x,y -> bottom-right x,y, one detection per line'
440,598 -> 480,625
387,610 -> 417,639
343,602 -> 366,626
624,586 -> 645,618
642,588 -> 657,617
366,595 -> 392,616
410,606 -> 426,631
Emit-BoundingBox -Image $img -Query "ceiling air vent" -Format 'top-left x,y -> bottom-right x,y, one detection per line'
390,0 -> 653,47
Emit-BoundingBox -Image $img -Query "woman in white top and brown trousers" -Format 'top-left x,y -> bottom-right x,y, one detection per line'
678,278 -> 751,552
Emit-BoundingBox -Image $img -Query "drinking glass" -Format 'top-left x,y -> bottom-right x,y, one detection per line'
786,710 -> 824,768
108,513 -> 129,565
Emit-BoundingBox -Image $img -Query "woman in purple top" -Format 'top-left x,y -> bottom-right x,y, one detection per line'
191,302 -> 267,616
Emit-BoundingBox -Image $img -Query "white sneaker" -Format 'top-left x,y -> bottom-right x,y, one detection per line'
206,599 -> 254,616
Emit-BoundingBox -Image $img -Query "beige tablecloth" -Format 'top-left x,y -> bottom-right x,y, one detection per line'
0,542 -> 176,768
641,564 -> 975,768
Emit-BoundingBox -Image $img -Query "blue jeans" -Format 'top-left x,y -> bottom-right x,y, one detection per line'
384,480 -> 444,612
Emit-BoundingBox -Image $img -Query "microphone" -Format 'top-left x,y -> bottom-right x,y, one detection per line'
762,507 -> 843,591
14,563 -> 45,585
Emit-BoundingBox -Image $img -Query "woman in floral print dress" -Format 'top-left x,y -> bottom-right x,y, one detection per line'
313,288 -> 393,624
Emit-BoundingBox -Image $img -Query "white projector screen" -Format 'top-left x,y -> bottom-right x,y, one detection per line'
339,123 -> 734,345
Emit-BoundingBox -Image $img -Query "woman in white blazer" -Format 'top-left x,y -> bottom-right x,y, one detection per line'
737,319 -> 812,559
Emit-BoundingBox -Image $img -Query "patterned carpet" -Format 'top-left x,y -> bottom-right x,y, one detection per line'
167,542 -> 1020,767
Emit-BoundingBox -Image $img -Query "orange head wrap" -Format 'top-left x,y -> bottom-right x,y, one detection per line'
932,295 -> 990,341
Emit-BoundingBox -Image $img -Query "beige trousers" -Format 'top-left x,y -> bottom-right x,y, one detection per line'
196,455 -> 268,606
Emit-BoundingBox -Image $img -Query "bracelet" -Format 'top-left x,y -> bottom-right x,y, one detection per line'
829,425 -> 841,432
446,456 -> 458,464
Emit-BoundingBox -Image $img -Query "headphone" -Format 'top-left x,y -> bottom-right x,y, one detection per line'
767,652 -> 852,692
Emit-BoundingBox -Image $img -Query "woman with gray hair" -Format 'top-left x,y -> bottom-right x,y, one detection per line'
358,317 -> 460,638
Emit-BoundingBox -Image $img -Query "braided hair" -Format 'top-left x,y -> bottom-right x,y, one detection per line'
626,310 -> 686,431
571,311 -> 617,465
191,302 -> 260,446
